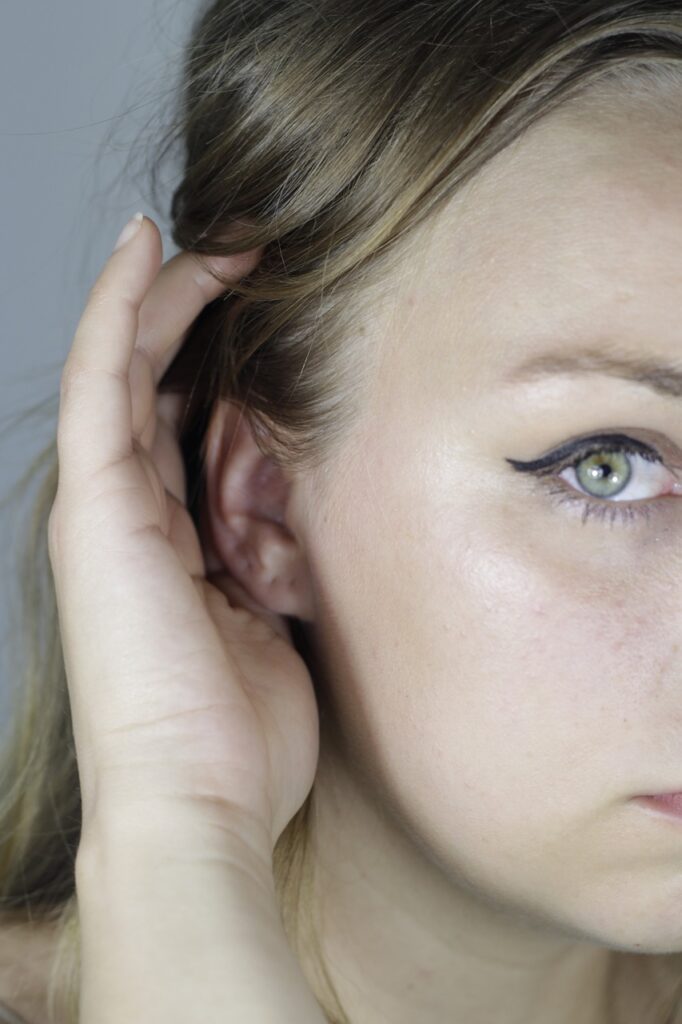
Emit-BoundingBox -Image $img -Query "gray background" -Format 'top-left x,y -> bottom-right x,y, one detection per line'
0,0 -> 197,724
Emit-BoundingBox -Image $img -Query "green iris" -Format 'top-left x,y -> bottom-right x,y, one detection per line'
575,450 -> 632,498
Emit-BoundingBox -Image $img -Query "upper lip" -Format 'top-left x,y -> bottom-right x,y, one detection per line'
636,791 -> 682,798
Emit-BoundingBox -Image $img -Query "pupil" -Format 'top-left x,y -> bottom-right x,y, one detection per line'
578,451 -> 631,498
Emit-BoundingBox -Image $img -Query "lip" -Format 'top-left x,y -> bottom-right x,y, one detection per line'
633,793 -> 682,820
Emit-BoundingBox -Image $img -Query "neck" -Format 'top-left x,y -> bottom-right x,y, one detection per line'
287,734 -> 620,1024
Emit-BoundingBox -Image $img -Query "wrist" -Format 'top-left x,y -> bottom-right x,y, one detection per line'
76,793 -> 276,902
73,801 -> 328,1024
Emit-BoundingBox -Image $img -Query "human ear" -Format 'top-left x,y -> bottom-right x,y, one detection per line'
198,399 -> 316,623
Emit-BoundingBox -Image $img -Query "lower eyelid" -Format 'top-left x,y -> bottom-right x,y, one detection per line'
543,482 -> 655,526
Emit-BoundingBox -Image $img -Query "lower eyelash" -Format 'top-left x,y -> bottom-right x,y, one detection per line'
543,482 -> 654,528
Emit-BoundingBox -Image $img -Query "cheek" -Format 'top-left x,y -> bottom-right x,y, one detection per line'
311,483 -> 675,910
363,520 -> 614,858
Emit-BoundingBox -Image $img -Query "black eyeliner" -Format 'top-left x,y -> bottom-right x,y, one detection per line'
505,432 -> 660,476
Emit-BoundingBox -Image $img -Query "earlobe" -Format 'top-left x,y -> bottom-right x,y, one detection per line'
199,399 -> 316,622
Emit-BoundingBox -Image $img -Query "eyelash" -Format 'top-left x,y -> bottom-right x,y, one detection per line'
513,435 -> 671,528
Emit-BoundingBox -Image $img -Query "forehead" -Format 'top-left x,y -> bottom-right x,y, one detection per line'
382,87 -> 682,396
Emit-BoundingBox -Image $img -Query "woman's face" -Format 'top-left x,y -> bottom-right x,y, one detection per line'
286,86 -> 682,957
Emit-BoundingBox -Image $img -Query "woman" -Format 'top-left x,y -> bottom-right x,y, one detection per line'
2,2 -> 682,1022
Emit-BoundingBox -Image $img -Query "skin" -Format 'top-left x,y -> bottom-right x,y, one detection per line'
199,88 -> 682,1023
4,86 -> 682,1024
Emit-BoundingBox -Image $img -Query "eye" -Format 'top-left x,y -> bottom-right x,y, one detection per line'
505,432 -> 682,528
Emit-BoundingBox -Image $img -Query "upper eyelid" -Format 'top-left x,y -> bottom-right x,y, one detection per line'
504,433 -> 661,476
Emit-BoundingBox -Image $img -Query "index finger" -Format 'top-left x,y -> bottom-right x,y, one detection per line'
136,236 -> 264,390
59,216 -> 262,484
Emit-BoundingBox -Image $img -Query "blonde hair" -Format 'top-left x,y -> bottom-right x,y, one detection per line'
3,3 -> 682,1021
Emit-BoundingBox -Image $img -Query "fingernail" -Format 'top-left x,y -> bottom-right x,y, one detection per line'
113,212 -> 144,252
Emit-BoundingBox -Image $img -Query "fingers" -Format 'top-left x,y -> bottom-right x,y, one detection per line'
135,237 -> 265,391
58,216 -> 263,491
205,571 -> 294,644
58,217 -> 163,487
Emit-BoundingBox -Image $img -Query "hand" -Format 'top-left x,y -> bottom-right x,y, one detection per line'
48,214 -> 320,863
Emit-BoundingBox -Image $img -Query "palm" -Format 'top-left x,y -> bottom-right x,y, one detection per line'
51,220 -> 320,852
135,366 -> 319,845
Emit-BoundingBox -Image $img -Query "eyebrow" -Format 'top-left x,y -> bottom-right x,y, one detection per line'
505,346 -> 682,401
